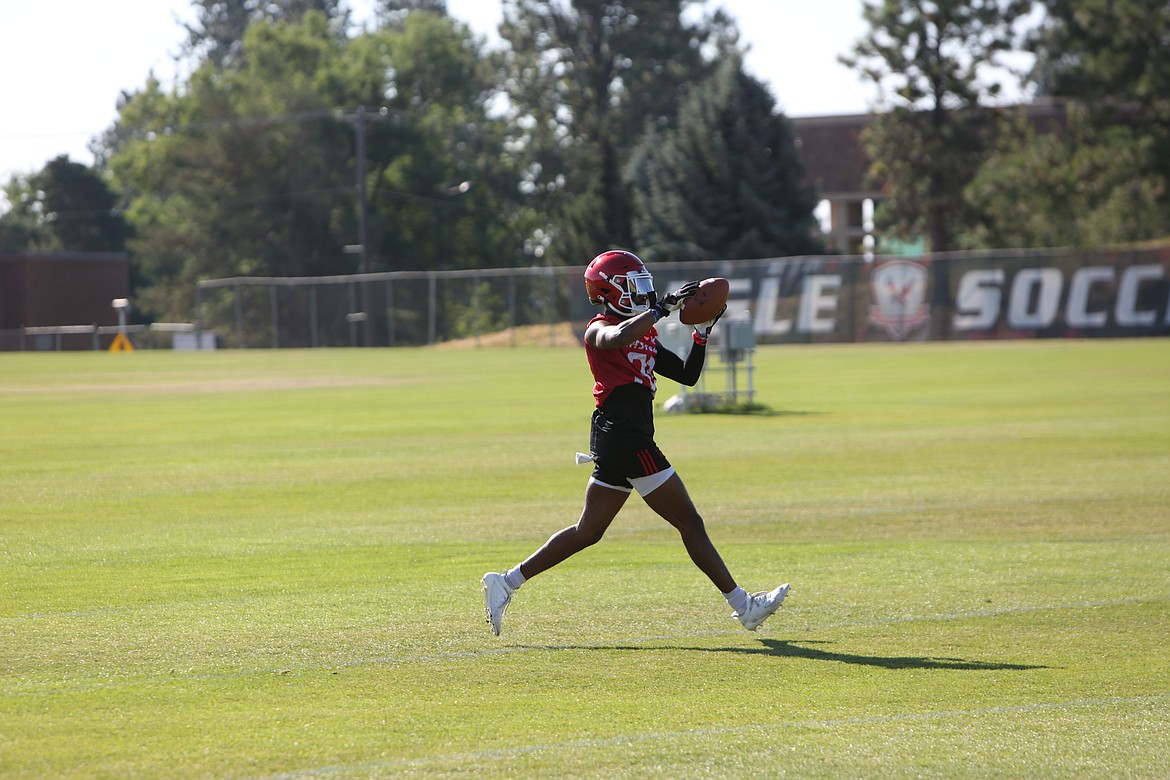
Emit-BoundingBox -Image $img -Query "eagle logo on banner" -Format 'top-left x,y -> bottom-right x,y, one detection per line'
869,260 -> 930,341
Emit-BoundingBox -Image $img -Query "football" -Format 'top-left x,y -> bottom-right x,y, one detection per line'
679,277 -> 730,325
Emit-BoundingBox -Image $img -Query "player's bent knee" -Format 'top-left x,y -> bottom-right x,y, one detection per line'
674,513 -> 708,537
574,525 -> 607,547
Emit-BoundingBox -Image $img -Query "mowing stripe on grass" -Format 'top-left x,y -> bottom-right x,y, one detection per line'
252,692 -> 1170,779
7,596 -> 1161,698
4,343 -> 1165,777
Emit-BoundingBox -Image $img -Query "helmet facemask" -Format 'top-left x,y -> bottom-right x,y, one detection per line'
622,270 -> 657,315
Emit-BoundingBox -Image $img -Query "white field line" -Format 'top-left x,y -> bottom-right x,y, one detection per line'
252,692 -> 1170,779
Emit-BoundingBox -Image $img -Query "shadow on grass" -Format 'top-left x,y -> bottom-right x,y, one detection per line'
749,639 -> 1048,671
535,639 -> 1047,671
683,405 -> 820,417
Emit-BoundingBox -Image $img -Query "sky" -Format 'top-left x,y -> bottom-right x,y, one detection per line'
0,0 -> 877,185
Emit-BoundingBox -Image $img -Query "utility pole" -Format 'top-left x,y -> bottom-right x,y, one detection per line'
338,106 -> 388,346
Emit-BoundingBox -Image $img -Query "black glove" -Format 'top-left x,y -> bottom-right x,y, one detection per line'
652,281 -> 701,319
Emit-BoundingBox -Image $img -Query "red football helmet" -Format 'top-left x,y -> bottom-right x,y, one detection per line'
584,250 -> 656,317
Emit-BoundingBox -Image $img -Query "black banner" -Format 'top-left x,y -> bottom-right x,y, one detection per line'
581,245 -> 1170,343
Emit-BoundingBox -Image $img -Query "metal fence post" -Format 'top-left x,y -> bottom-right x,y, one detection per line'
233,283 -> 243,348
547,267 -> 556,346
385,279 -> 395,347
270,285 -> 279,349
348,282 -> 358,347
473,274 -> 481,347
309,286 -> 319,348
428,274 -> 437,345
508,275 -> 516,347
195,283 -> 204,349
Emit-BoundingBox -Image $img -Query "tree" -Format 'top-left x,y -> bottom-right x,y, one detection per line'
625,57 -> 822,261
184,0 -> 351,68
1027,0 -> 1170,219
36,156 -> 131,252
0,174 -> 49,252
0,156 -> 129,253
960,0 -> 1170,249
499,0 -> 739,265
375,0 -> 449,27
110,12 -> 370,319
841,0 -> 1033,252
107,9 -> 531,325
964,104 -> 1168,248
1029,0 -> 1169,126
353,10 -> 536,273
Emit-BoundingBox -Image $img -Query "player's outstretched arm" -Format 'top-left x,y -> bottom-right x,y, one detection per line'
586,282 -> 701,350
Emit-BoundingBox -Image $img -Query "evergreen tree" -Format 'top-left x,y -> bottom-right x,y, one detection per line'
626,57 -> 821,261
964,104 -> 1168,248
962,0 -> 1170,248
1028,0 -> 1170,214
1030,0 -> 1169,125
499,0 -> 738,264
841,0 -> 1032,252
375,0 -> 449,27
37,156 -> 131,252
0,157 -> 129,253
184,0 -> 351,68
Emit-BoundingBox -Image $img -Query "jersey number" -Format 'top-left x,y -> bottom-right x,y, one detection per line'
627,351 -> 656,390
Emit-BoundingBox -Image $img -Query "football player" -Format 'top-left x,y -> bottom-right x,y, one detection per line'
482,249 -> 788,635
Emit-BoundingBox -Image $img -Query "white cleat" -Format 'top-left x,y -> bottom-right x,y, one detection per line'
733,583 -> 790,631
482,572 -> 515,636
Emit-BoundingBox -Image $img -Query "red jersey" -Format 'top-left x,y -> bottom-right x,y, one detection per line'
584,313 -> 659,407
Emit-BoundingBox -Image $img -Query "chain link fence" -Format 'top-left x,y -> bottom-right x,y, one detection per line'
194,248 -> 1170,349
195,266 -> 575,348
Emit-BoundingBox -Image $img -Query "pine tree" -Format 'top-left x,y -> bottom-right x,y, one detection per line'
499,0 -> 738,264
184,0 -> 351,68
0,157 -> 129,253
841,0 -> 1031,252
961,0 -> 1170,248
626,57 -> 821,261
1028,0 -> 1170,203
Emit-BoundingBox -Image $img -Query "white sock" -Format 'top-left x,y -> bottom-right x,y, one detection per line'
504,565 -> 526,591
723,586 -> 749,615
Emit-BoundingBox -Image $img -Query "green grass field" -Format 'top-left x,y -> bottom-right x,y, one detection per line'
2,339 -> 1168,778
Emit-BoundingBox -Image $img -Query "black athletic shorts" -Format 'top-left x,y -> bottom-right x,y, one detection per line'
589,384 -> 671,489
